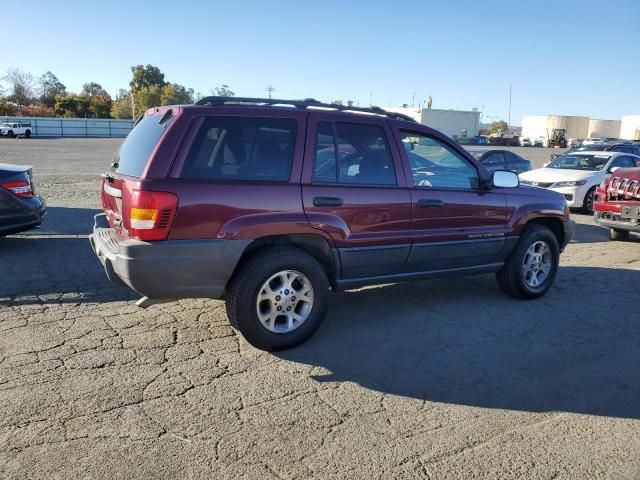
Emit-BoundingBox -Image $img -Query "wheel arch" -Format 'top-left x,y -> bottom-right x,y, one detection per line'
229,233 -> 340,290
525,217 -> 564,247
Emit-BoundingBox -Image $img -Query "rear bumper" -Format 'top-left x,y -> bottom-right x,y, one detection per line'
593,211 -> 640,232
89,214 -> 250,300
0,195 -> 47,236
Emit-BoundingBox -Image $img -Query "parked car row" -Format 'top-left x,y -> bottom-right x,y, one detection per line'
549,142 -> 640,162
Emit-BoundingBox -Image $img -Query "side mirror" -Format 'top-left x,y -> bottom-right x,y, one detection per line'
492,170 -> 519,188
609,166 -> 620,173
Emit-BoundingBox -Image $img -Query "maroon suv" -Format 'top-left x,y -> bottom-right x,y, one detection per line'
90,97 -> 574,350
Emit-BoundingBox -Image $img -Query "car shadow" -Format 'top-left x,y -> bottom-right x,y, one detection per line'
277,266 -> 640,420
0,206 -> 135,304
571,221 -> 612,244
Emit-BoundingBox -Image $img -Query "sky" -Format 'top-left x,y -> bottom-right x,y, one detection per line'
3,0 -> 639,125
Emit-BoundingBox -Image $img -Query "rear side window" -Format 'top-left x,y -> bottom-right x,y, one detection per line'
113,114 -> 171,177
312,121 -> 396,185
181,116 -> 297,182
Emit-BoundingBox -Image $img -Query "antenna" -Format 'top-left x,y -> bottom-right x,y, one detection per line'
265,84 -> 275,99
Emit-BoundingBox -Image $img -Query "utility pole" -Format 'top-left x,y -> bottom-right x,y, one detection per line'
507,84 -> 512,152
369,92 -> 373,106
266,84 -> 275,99
412,92 -> 416,107
130,90 -> 135,120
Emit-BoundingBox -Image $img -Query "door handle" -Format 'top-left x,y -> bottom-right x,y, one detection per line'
313,196 -> 343,207
417,199 -> 444,208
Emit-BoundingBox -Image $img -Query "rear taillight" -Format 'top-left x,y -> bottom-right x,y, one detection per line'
128,190 -> 178,241
1,180 -> 33,198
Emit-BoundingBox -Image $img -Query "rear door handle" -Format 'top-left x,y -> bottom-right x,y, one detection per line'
313,196 -> 343,207
417,199 -> 445,208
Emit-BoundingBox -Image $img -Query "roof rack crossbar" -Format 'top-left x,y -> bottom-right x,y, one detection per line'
194,96 -> 417,122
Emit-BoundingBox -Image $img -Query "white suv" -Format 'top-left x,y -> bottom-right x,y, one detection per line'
0,122 -> 32,138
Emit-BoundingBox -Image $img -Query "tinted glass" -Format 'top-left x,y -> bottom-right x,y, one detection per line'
612,145 -> 632,153
482,152 -> 505,166
181,116 -> 297,181
113,114 -> 172,177
610,156 -> 635,169
313,121 -> 396,185
400,131 -> 479,189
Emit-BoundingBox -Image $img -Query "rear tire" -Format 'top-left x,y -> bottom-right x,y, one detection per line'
610,229 -> 630,241
7,130 -> 14,138
496,225 -> 560,299
226,246 -> 330,351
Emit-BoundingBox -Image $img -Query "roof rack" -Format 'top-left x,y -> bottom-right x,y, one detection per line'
194,96 -> 417,122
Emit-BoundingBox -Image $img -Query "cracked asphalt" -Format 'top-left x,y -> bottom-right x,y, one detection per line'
1,138 -> 639,479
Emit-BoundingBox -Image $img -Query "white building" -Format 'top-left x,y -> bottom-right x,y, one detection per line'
587,119 -> 621,139
620,115 -> 640,140
382,106 -> 480,139
521,115 -> 590,141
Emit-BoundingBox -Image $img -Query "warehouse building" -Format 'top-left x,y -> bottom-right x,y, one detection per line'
521,115 -> 590,140
620,115 -> 640,140
384,106 -> 481,139
587,119 -> 621,139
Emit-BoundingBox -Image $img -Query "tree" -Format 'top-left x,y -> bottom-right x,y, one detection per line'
81,82 -> 109,97
160,83 -> 193,105
130,65 -> 166,91
111,89 -> 133,119
88,94 -> 113,118
54,93 -> 90,117
490,120 -> 508,135
0,98 -> 17,116
21,104 -> 56,117
39,71 -> 66,107
3,68 -> 35,106
331,100 -> 344,106
212,84 -> 235,97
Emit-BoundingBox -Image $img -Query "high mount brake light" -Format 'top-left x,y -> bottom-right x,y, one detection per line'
1,180 -> 33,198
128,190 -> 178,241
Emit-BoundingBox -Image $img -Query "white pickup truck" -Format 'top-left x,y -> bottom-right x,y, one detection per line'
0,122 -> 32,138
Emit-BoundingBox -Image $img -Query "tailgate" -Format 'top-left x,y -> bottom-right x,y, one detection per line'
101,174 -> 133,236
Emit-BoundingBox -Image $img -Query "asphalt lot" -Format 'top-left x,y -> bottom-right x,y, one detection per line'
1,138 -> 640,479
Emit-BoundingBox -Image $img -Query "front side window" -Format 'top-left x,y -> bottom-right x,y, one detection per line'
312,121 -> 396,186
400,131 -> 479,189
181,116 -> 297,181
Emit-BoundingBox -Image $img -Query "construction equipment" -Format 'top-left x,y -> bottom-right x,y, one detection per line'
547,128 -> 568,148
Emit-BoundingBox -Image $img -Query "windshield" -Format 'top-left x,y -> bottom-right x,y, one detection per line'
547,154 -> 609,171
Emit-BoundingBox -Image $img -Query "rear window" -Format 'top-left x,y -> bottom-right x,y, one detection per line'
113,114 -> 171,177
180,116 -> 297,182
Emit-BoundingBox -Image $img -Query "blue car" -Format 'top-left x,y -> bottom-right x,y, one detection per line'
0,163 -> 46,236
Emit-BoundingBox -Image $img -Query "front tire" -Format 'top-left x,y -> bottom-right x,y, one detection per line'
610,229 -> 630,241
496,225 -> 560,299
226,246 -> 330,351
24,130 -> 31,138
582,187 -> 596,214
